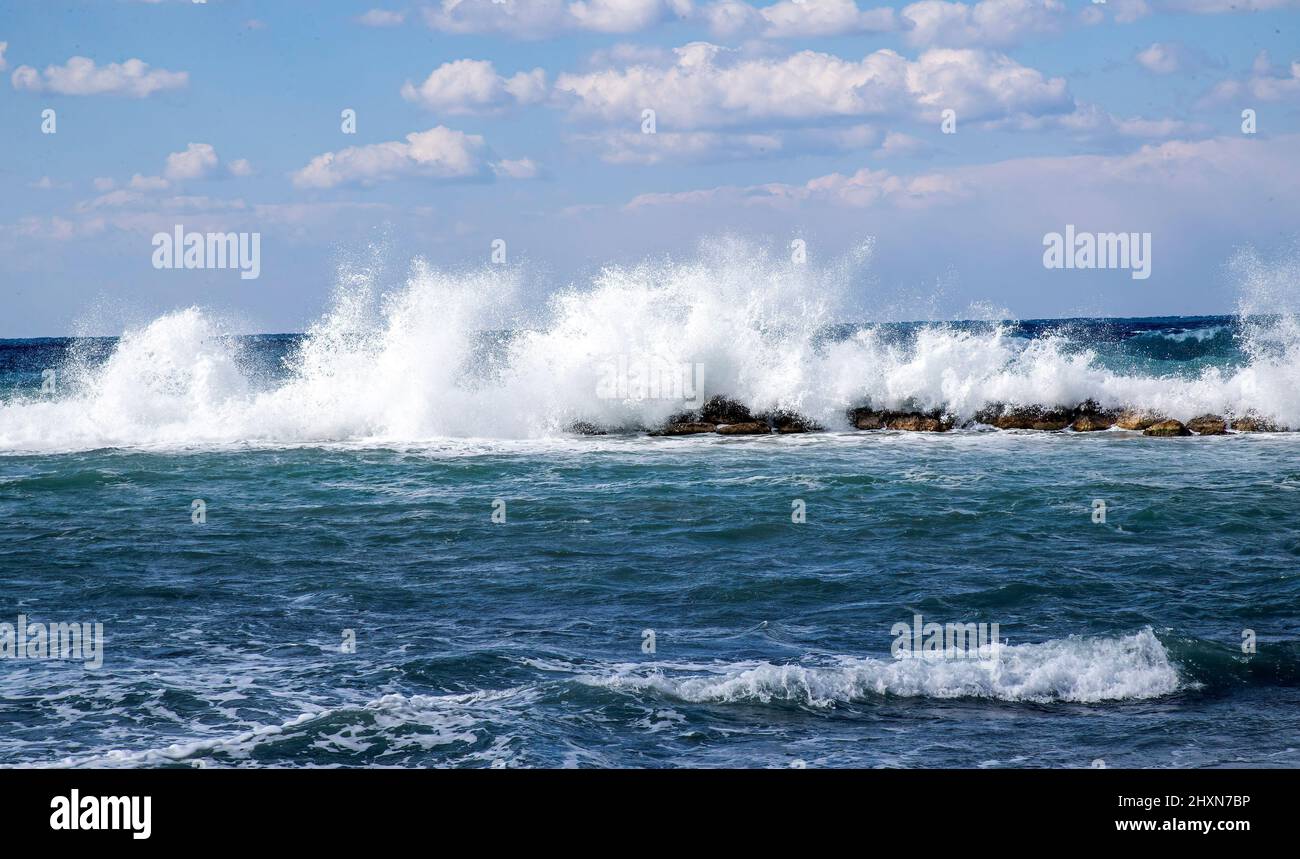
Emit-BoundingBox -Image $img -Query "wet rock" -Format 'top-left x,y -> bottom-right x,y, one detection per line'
649,422 -> 717,436
848,407 -> 885,430
762,410 -> 822,434
1115,410 -> 1165,430
1231,414 -> 1285,432
847,406 -> 950,432
716,422 -> 770,435
1186,414 -> 1227,435
699,396 -> 753,425
973,403 -> 1078,430
1071,414 -> 1114,432
567,421 -> 608,436
885,412 -> 951,432
971,404 -> 1003,426
1144,419 -> 1191,437
1069,401 -> 1118,432
996,406 -> 1074,430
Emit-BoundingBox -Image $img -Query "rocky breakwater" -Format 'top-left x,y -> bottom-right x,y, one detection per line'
572,397 -> 1292,438
646,396 -> 824,437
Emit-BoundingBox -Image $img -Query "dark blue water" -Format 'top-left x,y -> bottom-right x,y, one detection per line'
1,315 -> 1298,768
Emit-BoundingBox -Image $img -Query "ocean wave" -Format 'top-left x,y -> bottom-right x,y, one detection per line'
579,629 -> 1183,705
3,242 -> 1300,452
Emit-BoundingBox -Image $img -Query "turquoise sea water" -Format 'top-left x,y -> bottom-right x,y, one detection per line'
1,315 -> 1298,768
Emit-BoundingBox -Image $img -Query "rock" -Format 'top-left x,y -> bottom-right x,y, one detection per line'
848,406 -> 950,432
885,412 -> 951,432
699,396 -> 753,425
974,403 -> 1077,430
1144,419 -> 1191,437
762,410 -> 822,433
1186,414 -> 1227,435
716,421 -> 770,435
848,407 -> 885,430
995,406 -> 1073,430
971,404 -> 1003,426
1070,400 -> 1119,432
1071,414 -> 1114,432
567,421 -> 608,435
1231,414 -> 1285,432
649,422 -> 717,436
1115,410 -> 1164,430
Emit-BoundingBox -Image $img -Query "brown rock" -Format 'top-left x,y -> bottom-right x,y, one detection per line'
1144,419 -> 1191,437
716,422 -> 770,435
1115,410 -> 1164,430
1186,414 -> 1227,435
977,404 -> 1074,430
649,422 -> 717,436
1071,414 -> 1114,432
885,413 -> 950,432
848,407 -> 885,430
1231,414 -> 1284,432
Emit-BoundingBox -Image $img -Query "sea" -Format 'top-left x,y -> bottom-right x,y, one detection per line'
1,254 -> 1298,768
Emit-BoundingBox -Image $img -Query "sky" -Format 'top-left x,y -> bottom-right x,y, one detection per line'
1,0 -> 1298,337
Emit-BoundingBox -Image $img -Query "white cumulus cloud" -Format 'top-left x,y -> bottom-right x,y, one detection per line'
292,126 -> 500,188
10,56 -> 187,97
1136,42 -> 1184,75
706,0 -> 901,38
423,0 -> 692,38
901,0 -> 1064,48
556,42 -> 1071,129
401,59 -> 547,114
164,143 -> 220,181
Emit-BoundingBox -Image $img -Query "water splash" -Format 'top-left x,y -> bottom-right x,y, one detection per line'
2,239 -> 1299,452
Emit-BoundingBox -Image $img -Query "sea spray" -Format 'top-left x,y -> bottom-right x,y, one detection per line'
3,240 -> 1300,451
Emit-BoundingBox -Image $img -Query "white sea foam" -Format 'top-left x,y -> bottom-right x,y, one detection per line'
46,686 -> 534,768
38,630 -> 1181,767
579,629 -> 1182,705
3,242 -> 1299,452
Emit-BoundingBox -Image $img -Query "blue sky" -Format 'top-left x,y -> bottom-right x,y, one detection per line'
1,0 -> 1298,336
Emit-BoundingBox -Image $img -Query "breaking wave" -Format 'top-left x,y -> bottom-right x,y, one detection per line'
580,629 -> 1183,706
3,240 -> 1300,452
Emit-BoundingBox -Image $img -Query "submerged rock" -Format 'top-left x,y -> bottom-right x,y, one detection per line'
1144,419 -> 1191,437
716,421 -> 770,435
1186,414 -> 1227,435
649,422 -> 717,436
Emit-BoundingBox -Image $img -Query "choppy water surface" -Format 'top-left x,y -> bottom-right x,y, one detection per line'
2,250 -> 1298,767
